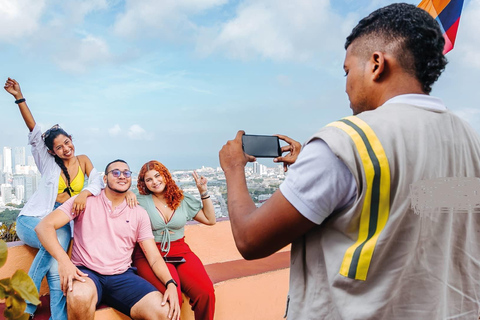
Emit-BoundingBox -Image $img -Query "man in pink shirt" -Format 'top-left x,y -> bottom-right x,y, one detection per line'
36,159 -> 180,320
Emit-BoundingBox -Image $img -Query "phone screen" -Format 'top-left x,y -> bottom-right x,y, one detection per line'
242,134 -> 281,158
164,256 -> 186,264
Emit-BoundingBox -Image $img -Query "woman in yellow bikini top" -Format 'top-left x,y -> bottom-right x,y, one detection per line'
58,163 -> 85,196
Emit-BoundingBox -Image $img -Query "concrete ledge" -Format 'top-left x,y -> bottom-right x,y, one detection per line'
0,220 -> 290,319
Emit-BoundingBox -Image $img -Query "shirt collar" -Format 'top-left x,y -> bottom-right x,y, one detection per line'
383,94 -> 447,111
100,189 -> 128,217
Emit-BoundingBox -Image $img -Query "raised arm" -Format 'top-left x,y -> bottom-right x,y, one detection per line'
192,170 -> 216,225
4,77 -> 36,131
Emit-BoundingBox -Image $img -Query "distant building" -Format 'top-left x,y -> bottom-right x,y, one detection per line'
15,165 -> 38,175
12,175 -> 25,189
3,147 -> 12,175
15,185 -> 25,203
14,147 -> 26,171
1,184 -> 13,205
24,175 -> 38,202
252,162 -> 267,176
253,162 -> 259,174
0,155 -> 3,184
27,155 -> 35,166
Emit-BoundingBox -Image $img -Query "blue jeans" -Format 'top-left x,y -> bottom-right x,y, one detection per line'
16,207 -> 71,320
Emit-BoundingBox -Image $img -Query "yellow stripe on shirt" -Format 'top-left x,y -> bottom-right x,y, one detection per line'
327,116 -> 391,280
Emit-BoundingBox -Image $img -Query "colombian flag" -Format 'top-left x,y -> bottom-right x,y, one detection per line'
418,0 -> 464,54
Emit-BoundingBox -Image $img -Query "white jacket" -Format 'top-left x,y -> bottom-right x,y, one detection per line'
19,124 -> 103,218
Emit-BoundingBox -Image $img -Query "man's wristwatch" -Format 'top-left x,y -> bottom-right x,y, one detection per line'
165,279 -> 178,288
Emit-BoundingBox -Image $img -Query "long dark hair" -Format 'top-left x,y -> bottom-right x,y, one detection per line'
43,125 -> 74,195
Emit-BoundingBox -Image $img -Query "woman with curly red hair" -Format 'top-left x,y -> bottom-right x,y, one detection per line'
133,160 -> 216,320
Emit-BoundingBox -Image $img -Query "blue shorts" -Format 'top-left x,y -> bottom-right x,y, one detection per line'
77,266 -> 158,317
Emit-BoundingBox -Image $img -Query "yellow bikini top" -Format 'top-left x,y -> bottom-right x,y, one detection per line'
58,165 -> 85,196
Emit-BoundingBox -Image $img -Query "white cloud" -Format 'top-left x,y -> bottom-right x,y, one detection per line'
457,0 -> 480,69
55,34 -> 112,73
127,124 -> 153,140
196,0 -> 348,65
0,0 -> 46,41
109,124 -> 153,140
109,124 -> 122,137
62,0 -> 110,24
113,0 -> 227,40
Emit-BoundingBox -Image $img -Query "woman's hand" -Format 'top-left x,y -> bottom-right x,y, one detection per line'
4,77 -> 23,99
72,190 -> 90,215
274,134 -> 302,172
125,190 -> 138,208
193,170 -> 208,194
162,284 -> 180,320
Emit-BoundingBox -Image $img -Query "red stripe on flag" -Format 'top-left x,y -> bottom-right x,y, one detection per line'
444,17 -> 460,53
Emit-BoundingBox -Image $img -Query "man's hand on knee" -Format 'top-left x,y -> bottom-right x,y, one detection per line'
59,260 -> 88,295
162,286 -> 180,320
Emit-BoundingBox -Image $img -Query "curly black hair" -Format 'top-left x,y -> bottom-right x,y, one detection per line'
345,3 -> 447,94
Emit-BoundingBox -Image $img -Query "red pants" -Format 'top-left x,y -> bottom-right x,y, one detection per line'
133,237 -> 215,320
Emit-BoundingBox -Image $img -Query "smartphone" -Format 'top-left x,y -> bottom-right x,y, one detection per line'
242,134 -> 281,158
163,256 -> 186,264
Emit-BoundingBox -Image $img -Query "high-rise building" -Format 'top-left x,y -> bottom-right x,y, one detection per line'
14,147 -> 26,172
27,155 -> 35,167
1,184 -> 13,205
24,174 -> 38,202
15,185 -> 25,203
259,163 -> 267,175
253,161 -> 259,174
13,175 -> 25,188
3,147 -> 12,174
0,154 -> 3,184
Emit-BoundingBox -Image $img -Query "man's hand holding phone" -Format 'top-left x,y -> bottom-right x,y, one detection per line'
274,134 -> 302,172
219,130 -> 256,173
220,131 -> 302,173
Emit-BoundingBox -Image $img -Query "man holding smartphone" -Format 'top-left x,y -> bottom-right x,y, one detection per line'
219,3 -> 480,319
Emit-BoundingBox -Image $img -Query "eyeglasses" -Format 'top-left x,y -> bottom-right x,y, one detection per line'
41,124 -> 61,140
107,169 -> 132,178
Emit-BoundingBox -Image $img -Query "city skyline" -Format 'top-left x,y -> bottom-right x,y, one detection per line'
0,144 -> 284,219
1,0 -> 480,170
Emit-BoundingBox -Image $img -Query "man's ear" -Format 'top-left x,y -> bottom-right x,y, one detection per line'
370,51 -> 385,81
103,174 -> 107,185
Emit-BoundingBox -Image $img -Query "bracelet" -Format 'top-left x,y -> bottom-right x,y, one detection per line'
200,191 -> 208,197
201,196 -> 210,200
15,98 -> 26,104
165,279 -> 178,288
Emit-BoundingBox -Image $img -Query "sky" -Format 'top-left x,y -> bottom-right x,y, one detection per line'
1,0 -> 479,172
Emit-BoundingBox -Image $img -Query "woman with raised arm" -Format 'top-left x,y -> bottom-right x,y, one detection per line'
3,78 -> 135,320
133,160 -> 216,320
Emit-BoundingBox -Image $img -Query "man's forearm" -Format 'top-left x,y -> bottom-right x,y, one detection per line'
35,221 -> 71,265
224,167 -> 258,249
150,256 -> 172,284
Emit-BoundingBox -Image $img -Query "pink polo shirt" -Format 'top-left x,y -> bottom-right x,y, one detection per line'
59,190 -> 154,275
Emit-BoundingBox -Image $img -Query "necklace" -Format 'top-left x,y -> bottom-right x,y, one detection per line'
153,194 -> 168,208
